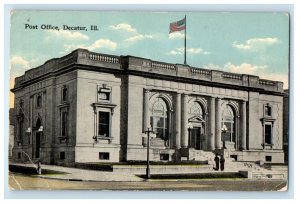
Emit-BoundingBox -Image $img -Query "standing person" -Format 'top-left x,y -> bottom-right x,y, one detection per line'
220,155 -> 225,171
214,154 -> 220,171
37,160 -> 42,175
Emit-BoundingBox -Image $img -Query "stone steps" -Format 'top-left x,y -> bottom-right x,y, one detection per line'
112,164 -> 213,174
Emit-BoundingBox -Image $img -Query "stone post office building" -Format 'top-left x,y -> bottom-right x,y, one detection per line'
11,49 -> 285,165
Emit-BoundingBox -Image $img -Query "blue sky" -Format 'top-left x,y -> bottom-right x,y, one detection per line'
10,11 -> 289,106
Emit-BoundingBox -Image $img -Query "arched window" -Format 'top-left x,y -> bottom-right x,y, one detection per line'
150,98 -> 169,141
222,105 -> 235,142
62,86 -> 68,102
189,102 -> 203,118
36,95 -> 42,108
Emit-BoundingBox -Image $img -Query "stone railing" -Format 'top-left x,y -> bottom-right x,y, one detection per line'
222,73 -> 242,80
259,79 -> 277,86
190,68 -> 211,76
151,61 -> 176,71
89,53 -> 120,64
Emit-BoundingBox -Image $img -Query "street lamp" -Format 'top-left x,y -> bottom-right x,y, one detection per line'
144,127 -> 153,179
221,124 -> 227,149
188,122 -> 193,147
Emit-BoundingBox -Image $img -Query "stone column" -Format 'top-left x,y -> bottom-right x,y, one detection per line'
181,94 -> 188,148
241,100 -> 247,150
175,93 -> 181,149
208,97 -> 215,150
181,94 -> 189,148
143,89 -> 150,132
215,97 -> 222,149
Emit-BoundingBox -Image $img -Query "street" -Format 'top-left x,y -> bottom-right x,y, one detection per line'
9,173 -> 287,191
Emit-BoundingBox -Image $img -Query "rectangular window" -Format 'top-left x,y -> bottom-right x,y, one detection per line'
36,95 -> 42,108
223,121 -> 235,142
18,120 -> 23,141
99,152 -> 110,160
61,112 -> 68,137
60,152 -> 65,160
18,152 -> 21,159
62,86 -> 68,102
160,154 -> 169,161
150,116 -> 168,140
265,124 -> 272,144
265,156 -> 272,162
98,111 -> 110,137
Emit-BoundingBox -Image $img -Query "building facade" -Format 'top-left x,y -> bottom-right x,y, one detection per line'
9,108 -> 15,159
11,49 -> 285,165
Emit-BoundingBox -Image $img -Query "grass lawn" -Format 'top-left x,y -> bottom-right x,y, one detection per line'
9,165 -> 68,175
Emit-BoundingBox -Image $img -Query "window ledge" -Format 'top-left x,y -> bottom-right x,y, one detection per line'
92,102 -> 117,108
94,136 -> 113,140
92,102 -> 117,114
261,117 -> 276,123
93,136 -> 113,144
57,103 -> 70,108
58,136 -> 68,140
263,143 -> 273,146
262,143 -> 274,149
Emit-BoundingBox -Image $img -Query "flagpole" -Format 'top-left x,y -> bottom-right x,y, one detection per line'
184,15 -> 187,65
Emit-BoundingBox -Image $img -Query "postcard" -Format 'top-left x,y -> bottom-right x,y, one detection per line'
8,10 -> 289,191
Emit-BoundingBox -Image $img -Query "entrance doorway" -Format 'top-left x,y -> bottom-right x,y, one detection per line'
190,127 -> 201,150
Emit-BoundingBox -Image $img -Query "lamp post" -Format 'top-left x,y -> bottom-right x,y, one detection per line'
221,124 -> 227,149
144,127 -> 153,179
188,122 -> 193,147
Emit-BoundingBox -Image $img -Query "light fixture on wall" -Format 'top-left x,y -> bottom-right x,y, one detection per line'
38,126 -> 43,132
26,127 -> 31,133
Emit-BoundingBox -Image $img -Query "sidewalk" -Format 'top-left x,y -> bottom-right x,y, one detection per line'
10,163 -> 144,182
9,162 -> 288,182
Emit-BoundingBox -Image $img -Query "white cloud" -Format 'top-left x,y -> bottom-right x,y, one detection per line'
167,47 -> 210,55
203,62 -> 288,89
109,23 -> 137,33
63,39 -> 117,52
169,32 -> 185,39
125,34 -> 153,42
47,30 -> 89,41
110,23 -> 155,43
223,62 -> 267,75
232,37 -> 279,50
62,44 -> 85,53
87,39 -> 117,51
10,56 -> 30,69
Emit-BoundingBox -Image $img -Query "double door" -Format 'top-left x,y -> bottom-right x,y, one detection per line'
189,127 -> 202,150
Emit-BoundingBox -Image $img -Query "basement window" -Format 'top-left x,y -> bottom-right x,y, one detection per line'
60,152 -> 65,160
265,156 -> 272,162
99,152 -> 110,160
160,154 -> 169,161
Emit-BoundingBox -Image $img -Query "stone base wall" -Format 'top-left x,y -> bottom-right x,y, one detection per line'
126,146 -> 176,161
74,145 -> 121,163
229,150 -> 284,163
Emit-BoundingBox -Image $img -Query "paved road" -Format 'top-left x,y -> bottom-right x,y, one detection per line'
9,173 -> 287,191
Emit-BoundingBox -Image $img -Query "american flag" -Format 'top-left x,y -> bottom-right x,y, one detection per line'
169,17 -> 186,33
